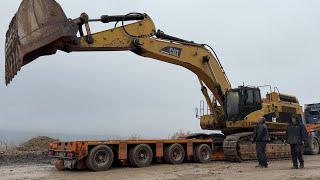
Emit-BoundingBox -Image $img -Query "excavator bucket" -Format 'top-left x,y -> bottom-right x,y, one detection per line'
5,0 -> 77,85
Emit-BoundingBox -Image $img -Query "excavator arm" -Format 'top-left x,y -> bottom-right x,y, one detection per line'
5,0 -> 231,117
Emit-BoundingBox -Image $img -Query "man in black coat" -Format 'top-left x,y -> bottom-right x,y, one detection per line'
285,115 -> 308,169
252,117 -> 270,168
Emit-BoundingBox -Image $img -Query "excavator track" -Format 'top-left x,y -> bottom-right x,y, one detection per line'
223,132 -> 291,162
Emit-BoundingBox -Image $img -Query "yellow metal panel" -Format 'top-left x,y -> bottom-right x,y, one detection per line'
138,38 -> 231,105
77,15 -> 156,50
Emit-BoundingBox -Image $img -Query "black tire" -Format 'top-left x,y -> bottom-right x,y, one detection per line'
129,144 -> 153,167
54,159 -> 65,171
194,144 -> 211,163
305,135 -> 319,155
164,144 -> 185,164
85,145 -> 114,171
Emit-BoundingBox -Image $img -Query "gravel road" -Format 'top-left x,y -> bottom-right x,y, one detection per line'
1,155 -> 320,180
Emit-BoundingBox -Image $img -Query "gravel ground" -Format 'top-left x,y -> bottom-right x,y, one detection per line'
1,155 -> 320,180
0,151 -> 49,166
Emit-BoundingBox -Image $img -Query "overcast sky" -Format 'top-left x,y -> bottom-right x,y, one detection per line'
0,0 -> 319,138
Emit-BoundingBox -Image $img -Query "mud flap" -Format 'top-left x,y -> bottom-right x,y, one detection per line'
5,0 -> 78,85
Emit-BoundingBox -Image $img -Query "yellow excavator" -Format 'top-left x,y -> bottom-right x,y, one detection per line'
6,0 -> 303,162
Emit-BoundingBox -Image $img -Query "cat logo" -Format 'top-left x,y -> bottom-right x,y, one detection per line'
160,46 -> 182,57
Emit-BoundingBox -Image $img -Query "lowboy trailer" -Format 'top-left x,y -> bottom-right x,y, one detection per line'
49,138 -> 225,171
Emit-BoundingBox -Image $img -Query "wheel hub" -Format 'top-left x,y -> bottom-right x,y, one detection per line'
95,150 -> 108,164
173,149 -> 182,160
201,149 -> 209,159
137,149 -> 149,162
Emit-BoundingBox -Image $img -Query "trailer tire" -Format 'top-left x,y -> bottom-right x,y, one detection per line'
305,135 -> 319,155
129,144 -> 153,167
85,145 -> 114,171
164,144 -> 185,164
194,144 -> 211,163
54,159 -> 65,171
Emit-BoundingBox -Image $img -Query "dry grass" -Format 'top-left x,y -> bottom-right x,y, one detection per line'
128,133 -> 142,140
170,130 -> 191,140
0,139 -> 9,151
0,139 -> 17,153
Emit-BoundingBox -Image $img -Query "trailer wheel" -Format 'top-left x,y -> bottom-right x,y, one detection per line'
129,144 -> 153,167
164,144 -> 185,164
85,145 -> 114,171
54,159 -> 65,171
194,144 -> 211,163
305,135 -> 319,155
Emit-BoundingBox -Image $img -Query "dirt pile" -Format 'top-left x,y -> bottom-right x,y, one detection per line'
17,136 -> 58,151
0,136 -> 59,165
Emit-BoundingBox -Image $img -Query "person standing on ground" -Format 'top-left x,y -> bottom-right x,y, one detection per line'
252,117 -> 270,168
285,115 -> 308,169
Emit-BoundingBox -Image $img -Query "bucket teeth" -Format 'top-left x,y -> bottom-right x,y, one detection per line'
4,0 -> 78,85
5,15 -> 21,85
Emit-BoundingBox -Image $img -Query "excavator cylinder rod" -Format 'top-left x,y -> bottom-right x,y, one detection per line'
156,30 -> 195,44
99,14 -> 146,23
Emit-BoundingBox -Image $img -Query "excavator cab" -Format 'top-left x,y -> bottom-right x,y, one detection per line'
305,103 -> 320,124
225,86 -> 263,121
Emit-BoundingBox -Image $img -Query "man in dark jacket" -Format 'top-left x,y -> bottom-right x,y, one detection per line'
252,117 -> 270,168
285,115 -> 308,169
